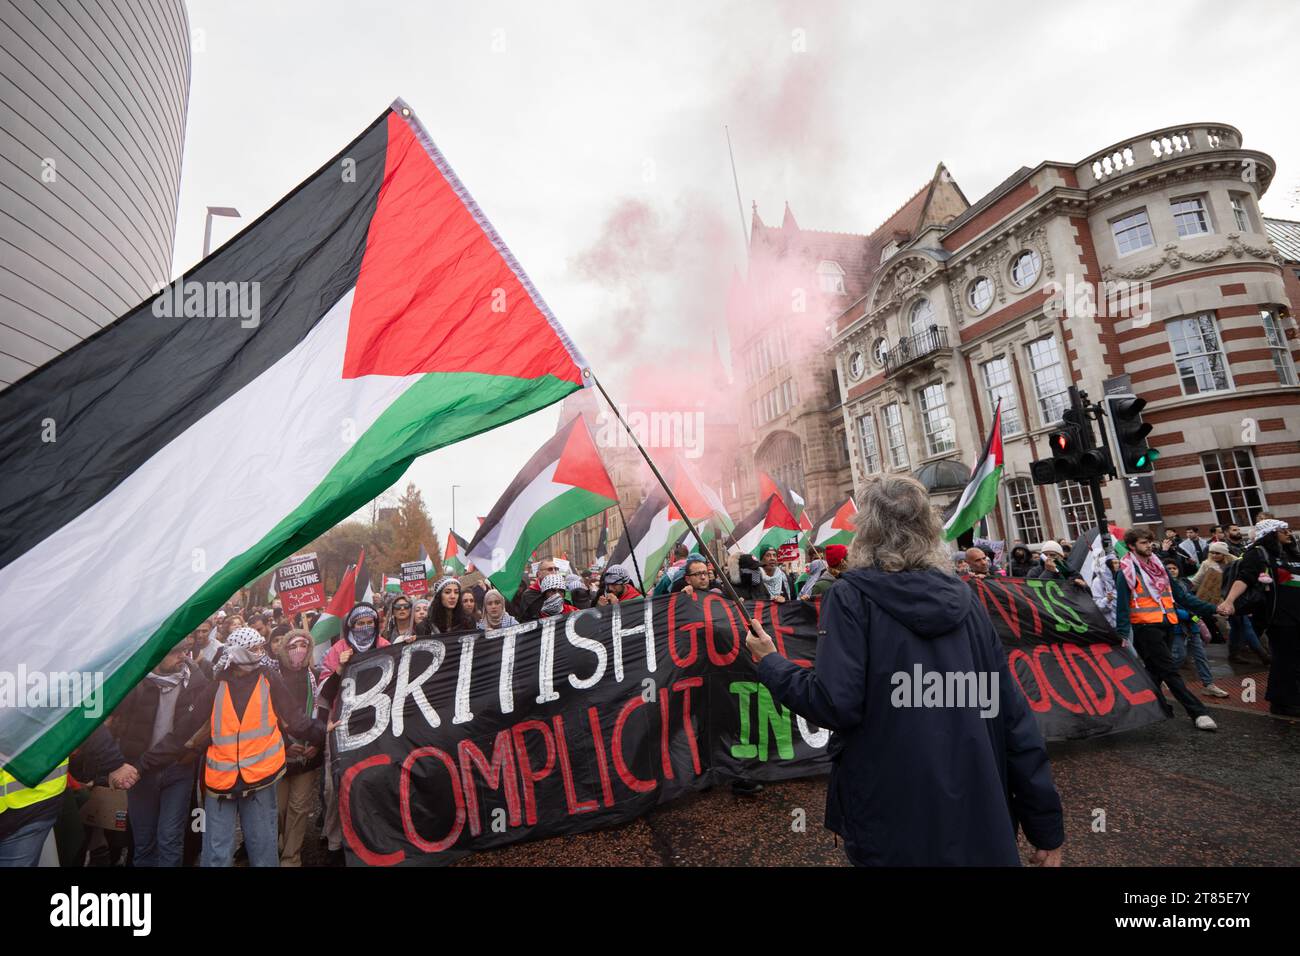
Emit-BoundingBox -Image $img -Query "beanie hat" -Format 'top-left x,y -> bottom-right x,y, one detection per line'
825,544 -> 848,568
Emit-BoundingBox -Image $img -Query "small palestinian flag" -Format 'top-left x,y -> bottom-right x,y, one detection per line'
384,575 -> 402,593
942,401 -> 1005,542
467,416 -> 617,592
0,99 -> 587,786
759,471 -> 806,522
595,520 -> 609,562
727,493 -> 800,557
419,543 -> 436,580
1068,524 -> 1129,582
811,497 -> 857,548
608,458 -> 730,587
310,548 -> 373,656
442,531 -> 470,575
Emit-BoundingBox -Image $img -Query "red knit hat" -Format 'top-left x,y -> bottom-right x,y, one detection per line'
825,544 -> 848,568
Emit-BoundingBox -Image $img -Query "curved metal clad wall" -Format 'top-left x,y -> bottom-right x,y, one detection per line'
0,0 -> 190,387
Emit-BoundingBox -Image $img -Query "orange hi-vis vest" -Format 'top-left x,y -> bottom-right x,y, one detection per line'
1128,569 -> 1178,626
205,673 -> 285,792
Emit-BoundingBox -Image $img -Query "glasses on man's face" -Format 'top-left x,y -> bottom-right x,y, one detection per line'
686,571 -> 709,579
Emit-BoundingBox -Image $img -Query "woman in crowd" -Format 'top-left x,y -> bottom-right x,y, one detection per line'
746,474 -> 1064,866
1222,519 -> 1300,717
459,589 -> 481,625
758,547 -> 793,603
412,598 -> 431,629
276,630 -> 323,866
385,595 -> 417,643
479,588 -> 520,632
424,577 -> 474,634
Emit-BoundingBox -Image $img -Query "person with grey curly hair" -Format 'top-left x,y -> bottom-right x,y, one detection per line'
746,474 -> 1064,866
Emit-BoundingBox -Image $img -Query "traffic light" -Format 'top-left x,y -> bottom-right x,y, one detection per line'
1108,394 -> 1159,474
1032,407 -> 1111,484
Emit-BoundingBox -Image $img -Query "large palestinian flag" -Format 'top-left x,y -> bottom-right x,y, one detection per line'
0,100 -> 587,786
811,497 -> 857,549
466,416 -> 617,592
727,493 -> 801,557
942,401 -> 1004,542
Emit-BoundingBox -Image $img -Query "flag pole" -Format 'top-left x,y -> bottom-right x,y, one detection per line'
586,370 -> 756,631
611,499 -> 647,596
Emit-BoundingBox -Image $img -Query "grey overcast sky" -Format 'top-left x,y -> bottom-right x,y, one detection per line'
174,0 -> 1300,544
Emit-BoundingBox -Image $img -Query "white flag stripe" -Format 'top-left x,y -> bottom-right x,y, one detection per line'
466,461 -> 568,575
0,289 -> 426,761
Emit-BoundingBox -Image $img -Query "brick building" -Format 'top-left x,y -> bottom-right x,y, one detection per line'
830,123 -> 1299,541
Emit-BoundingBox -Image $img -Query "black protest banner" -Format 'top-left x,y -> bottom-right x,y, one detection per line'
965,575 -> 1163,739
333,581 -> 1162,865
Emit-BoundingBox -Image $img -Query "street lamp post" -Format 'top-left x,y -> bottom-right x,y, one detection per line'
451,484 -> 462,537
203,206 -> 241,258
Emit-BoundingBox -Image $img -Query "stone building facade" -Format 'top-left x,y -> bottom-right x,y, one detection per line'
830,123 -> 1299,541
724,167 -> 969,522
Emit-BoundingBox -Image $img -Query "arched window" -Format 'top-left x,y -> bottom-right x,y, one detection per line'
908,298 -> 934,339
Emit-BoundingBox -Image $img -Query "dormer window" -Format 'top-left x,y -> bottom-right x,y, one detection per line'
817,260 -> 846,294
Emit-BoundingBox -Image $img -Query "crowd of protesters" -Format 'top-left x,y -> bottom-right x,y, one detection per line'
4,498 -> 1295,868
947,514 -> 1299,727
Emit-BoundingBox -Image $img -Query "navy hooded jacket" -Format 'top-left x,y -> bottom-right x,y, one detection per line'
757,566 -> 1064,866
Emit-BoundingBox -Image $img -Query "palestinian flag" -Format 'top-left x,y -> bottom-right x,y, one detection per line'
608,485 -> 673,592
595,520 -> 609,562
310,549 -> 373,656
419,542 -> 435,581
668,455 -> 734,536
1067,524 -> 1128,582
759,471 -> 806,522
384,575 -> 402,593
942,402 -> 1005,542
442,531 -> 470,575
727,493 -> 801,557
607,459 -> 730,586
467,416 -> 617,592
811,497 -> 857,548
0,99 -> 588,786
267,576 -> 278,603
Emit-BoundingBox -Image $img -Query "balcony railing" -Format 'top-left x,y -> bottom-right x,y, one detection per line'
884,325 -> 949,376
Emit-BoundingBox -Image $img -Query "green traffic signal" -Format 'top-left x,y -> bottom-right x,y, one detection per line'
1107,394 -> 1157,474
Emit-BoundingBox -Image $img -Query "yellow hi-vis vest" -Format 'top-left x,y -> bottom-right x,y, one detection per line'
0,759 -> 69,813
